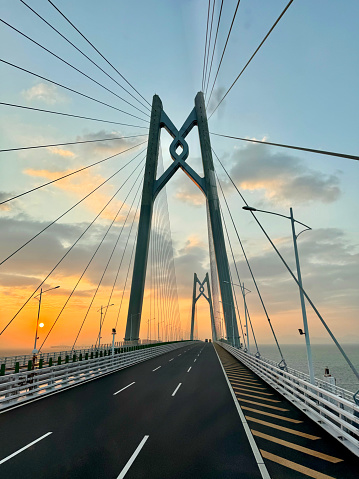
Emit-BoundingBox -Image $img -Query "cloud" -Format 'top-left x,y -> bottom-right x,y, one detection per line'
23,167 -> 131,223
22,82 -> 68,105
74,130 -> 147,158
228,143 -> 341,205
230,227 -> 359,313
207,86 -> 226,115
0,192 -> 12,211
48,147 -> 76,158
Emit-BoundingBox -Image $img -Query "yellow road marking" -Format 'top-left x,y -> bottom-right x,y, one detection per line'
260,450 -> 336,479
225,370 -> 255,377
235,392 -> 280,403
231,387 -> 274,396
227,375 -> 261,384
230,381 -> 266,390
241,406 -> 302,423
253,430 -> 342,463
237,398 -> 289,411
246,416 -> 320,439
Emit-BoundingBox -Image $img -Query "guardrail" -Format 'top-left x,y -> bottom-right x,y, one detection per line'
0,340 -> 160,373
217,342 -> 359,458
0,341 -> 195,411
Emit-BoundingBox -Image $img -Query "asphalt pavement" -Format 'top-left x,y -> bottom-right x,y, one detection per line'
0,342 -> 265,478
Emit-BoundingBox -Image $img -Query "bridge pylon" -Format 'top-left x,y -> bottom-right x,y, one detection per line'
190,273 -> 216,341
125,91 -> 239,347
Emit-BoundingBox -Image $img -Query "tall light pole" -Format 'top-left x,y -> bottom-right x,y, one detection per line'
33,285 -> 60,369
242,283 -> 251,352
243,205 -> 315,384
224,280 -> 250,351
97,304 -> 114,349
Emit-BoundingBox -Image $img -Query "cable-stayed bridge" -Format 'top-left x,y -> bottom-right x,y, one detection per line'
0,1 -> 358,477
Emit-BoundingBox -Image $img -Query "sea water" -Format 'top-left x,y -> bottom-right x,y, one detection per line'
257,343 -> 359,394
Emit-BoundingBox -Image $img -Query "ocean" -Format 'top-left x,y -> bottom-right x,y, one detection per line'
256,343 -> 359,394
1,343 -> 358,394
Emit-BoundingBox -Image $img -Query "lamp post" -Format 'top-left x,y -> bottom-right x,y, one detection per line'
97,304 -> 114,349
33,285 -> 60,369
242,205 -> 315,384
111,328 -> 116,357
224,280 -> 250,351
242,283 -> 251,352
147,317 -> 155,342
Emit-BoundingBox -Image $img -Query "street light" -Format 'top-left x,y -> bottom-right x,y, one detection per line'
33,285 -> 60,368
242,205 -> 315,384
224,280 -> 251,352
219,300 -> 237,347
147,317 -> 155,342
97,304 -> 114,349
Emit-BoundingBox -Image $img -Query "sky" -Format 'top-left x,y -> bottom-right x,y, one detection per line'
0,0 -> 358,358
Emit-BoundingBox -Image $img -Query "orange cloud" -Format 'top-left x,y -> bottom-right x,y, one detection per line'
48,147 -> 76,158
24,168 -> 131,223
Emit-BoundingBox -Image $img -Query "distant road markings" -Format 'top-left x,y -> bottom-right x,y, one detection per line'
194,358 -> 197,362
187,367 -> 192,373
246,416 -> 320,439
252,430 -> 342,463
0,432 -> 52,465
152,366 -> 161,372
172,383 -> 182,397
241,406 -> 302,424
260,450 -> 336,479
117,435 -> 149,479
178,354 -> 181,356
113,382 -> 135,396
169,358 -> 174,362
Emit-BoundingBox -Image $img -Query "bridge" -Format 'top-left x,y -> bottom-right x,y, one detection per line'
1,1 -> 358,478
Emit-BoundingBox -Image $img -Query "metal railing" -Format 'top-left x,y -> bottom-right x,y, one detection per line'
0,341 -> 195,410
0,340 -> 165,373
217,342 -> 359,457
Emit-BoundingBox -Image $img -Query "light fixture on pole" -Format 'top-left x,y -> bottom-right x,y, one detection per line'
33,285 -> 60,369
97,304 -> 114,349
241,283 -> 251,352
242,205 -> 315,384
111,328 -> 116,358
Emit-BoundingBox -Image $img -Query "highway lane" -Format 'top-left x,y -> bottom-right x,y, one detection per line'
0,343 -> 265,478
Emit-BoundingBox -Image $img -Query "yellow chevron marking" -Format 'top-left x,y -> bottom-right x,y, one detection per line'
241,406 -> 302,423
246,416 -> 320,439
253,430 -> 342,463
260,450 -> 336,478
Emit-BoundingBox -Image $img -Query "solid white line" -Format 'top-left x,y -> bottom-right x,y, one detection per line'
117,435 -> 149,479
187,367 -> 192,373
169,358 -> 174,362
0,432 -> 52,465
213,345 -> 271,479
152,366 -> 161,372
172,383 -> 182,397
113,382 -> 135,396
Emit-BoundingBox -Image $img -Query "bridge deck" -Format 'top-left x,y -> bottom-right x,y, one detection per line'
0,342 -> 265,478
215,343 -> 358,479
